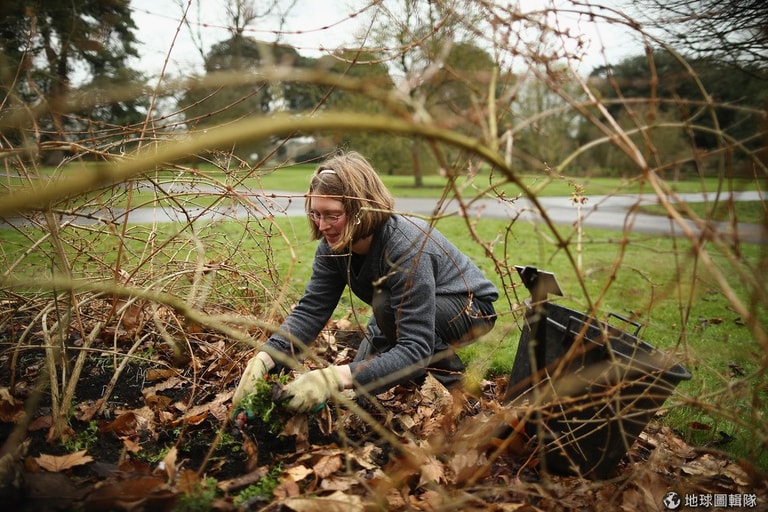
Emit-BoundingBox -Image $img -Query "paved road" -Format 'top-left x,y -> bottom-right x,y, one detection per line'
2,187 -> 764,243
202,189 -> 764,243
394,190 -> 765,243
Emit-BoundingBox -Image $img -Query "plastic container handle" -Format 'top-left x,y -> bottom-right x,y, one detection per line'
608,312 -> 643,337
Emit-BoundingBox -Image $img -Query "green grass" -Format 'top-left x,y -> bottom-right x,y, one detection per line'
219,163 -> 765,198
640,200 -> 766,225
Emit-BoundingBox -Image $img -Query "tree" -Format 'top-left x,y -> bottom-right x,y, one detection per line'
177,36 -> 323,164
176,0 -> 325,165
584,49 -> 768,177
629,0 -> 768,68
360,0 -> 490,185
0,0 -> 141,163
510,69 -> 583,175
319,49 -> 411,174
422,41 -> 496,131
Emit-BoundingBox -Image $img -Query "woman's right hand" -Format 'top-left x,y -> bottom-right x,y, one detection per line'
232,353 -> 273,411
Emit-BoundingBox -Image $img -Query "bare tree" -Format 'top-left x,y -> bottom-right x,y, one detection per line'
629,0 -> 768,67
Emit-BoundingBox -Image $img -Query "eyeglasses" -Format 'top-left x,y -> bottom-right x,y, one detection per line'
307,211 -> 345,224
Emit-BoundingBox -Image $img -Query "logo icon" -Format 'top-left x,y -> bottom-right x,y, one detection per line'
663,491 -> 682,510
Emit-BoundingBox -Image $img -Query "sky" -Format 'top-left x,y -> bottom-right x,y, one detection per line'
128,0 -> 644,80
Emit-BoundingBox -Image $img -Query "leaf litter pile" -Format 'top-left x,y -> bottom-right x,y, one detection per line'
0,302 -> 766,511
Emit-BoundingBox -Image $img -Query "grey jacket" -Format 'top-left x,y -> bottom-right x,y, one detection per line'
263,214 -> 498,389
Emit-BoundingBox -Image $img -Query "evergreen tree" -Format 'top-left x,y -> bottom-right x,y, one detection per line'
0,0 -> 143,163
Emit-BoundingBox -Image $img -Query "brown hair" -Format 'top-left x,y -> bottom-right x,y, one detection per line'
305,150 -> 394,252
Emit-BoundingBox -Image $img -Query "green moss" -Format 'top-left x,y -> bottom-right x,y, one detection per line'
237,374 -> 290,435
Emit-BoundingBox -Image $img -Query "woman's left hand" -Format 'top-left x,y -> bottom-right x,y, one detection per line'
280,366 -> 344,414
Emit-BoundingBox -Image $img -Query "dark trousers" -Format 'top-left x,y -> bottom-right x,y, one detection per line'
354,289 -> 497,390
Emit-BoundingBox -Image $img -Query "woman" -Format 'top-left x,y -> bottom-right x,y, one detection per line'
232,151 -> 498,414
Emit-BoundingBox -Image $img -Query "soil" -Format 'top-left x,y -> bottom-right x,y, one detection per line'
1,303 -> 766,511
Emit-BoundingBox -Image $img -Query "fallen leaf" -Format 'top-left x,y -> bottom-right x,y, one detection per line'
99,411 -> 138,436
273,476 -> 301,498
35,450 -> 93,472
83,476 -> 172,510
282,414 -> 310,451
350,443 -> 381,470
168,411 -> 208,427
319,475 -> 358,492
121,436 -> 142,453
628,467 -> 673,511
412,488 -> 444,508
119,300 -> 144,330
172,470 -> 198,496
282,490 -> 364,512
419,455 -> 445,487
450,449 -> 489,484
161,446 -> 177,482
336,318 -> 353,331
313,454 -> 342,479
145,368 -> 177,381
0,387 -> 23,422
285,464 -> 313,482
243,435 -> 259,472
28,414 -> 52,432
145,394 -> 172,410
142,376 -> 184,396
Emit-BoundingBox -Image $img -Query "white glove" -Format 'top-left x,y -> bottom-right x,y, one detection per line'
280,367 -> 343,414
232,356 -> 269,410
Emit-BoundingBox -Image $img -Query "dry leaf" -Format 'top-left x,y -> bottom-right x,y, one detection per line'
273,476 -> 301,498
145,368 -> 177,381
0,387 -> 23,423
142,376 -> 184,396
83,476 -> 171,510
176,468 -> 203,494
35,450 -> 93,472
319,475 -> 358,492
168,411 -> 208,427
282,414 -> 310,451
351,443 -> 380,470
28,414 -> 52,432
628,467 -> 673,510
99,411 -> 138,436
145,394 -> 172,410
419,455 -> 445,487
243,435 -> 259,473
336,318 -> 353,331
412,489 -> 444,508
117,300 -> 144,330
313,454 -> 342,479
285,465 -> 313,482
450,449 -> 489,484
121,436 -> 142,453
282,491 -> 363,512
161,446 -> 177,482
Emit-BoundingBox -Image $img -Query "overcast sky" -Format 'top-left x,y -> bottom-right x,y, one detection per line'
129,0 -> 643,79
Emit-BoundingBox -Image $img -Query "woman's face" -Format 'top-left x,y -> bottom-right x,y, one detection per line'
308,196 -> 347,247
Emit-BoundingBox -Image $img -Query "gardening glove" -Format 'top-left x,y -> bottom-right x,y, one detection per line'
232,356 -> 269,415
280,367 -> 343,414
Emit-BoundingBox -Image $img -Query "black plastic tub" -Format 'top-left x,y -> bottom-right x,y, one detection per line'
503,303 -> 692,479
